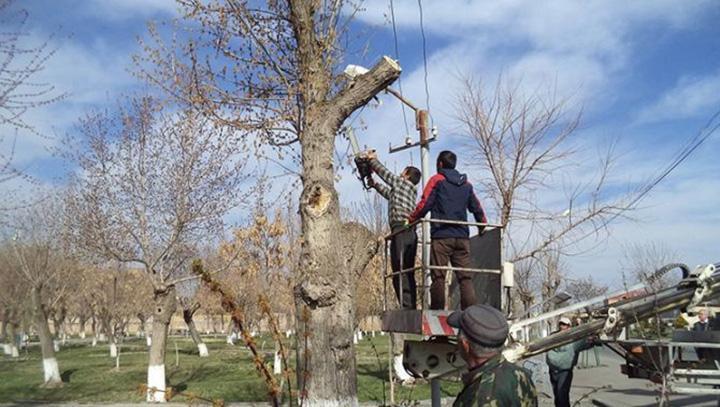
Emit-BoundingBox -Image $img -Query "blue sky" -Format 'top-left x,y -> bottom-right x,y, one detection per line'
3,0 -> 720,289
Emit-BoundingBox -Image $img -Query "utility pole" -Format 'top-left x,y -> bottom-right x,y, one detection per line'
387,95 -> 436,309
386,93 -> 439,407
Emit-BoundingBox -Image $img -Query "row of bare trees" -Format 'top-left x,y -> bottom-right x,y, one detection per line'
1,0 -> 676,405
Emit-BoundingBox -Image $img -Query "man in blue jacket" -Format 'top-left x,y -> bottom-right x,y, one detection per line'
407,150 -> 486,310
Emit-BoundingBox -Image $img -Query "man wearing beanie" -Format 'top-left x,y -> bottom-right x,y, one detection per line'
449,304 -> 537,406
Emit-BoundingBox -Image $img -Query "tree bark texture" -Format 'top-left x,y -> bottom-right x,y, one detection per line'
146,285 -> 176,402
287,22 -> 400,403
7,320 -> 19,357
31,286 -> 61,386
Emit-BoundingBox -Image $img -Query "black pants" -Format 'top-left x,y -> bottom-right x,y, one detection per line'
390,227 -> 417,309
549,369 -> 573,407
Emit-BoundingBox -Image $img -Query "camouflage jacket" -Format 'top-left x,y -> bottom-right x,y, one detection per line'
453,354 -> 538,407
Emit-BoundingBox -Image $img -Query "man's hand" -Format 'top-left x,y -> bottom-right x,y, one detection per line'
358,149 -> 376,160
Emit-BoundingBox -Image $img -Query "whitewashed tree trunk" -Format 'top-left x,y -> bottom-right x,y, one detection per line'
110,342 -> 118,358
273,341 -> 282,375
146,286 -> 176,403
53,340 -> 60,352
32,287 -> 61,387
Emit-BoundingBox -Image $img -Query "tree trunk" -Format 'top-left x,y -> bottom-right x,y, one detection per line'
286,37 -> 399,403
146,285 -> 176,403
138,314 -> 147,337
294,217 -> 379,406
101,313 -> 117,358
31,286 -> 62,387
79,315 -> 87,339
7,321 -> 19,358
182,305 -> 208,357
0,309 -> 7,343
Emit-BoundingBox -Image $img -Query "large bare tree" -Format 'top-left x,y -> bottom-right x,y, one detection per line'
455,76 -> 635,314
137,2 -> 400,404
66,98 -> 249,402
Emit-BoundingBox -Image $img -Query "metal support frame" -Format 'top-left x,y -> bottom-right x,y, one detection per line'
380,87 -> 503,407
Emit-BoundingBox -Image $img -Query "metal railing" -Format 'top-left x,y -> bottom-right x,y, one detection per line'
382,218 -> 503,313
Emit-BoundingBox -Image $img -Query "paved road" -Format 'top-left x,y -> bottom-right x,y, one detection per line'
539,347 -> 720,406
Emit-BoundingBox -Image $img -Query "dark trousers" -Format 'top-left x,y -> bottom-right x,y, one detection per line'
390,227 -> 417,309
429,238 -> 477,310
549,369 -> 573,407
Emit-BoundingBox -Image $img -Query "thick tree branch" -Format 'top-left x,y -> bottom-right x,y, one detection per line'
329,56 -> 401,121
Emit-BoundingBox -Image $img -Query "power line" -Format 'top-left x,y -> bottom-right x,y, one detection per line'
627,109 -> 720,210
389,0 -> 410,137
417,0 -> 432,121
571,109 -> 720,248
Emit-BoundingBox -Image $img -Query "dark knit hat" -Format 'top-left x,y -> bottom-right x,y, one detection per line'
448,304 -> 508,347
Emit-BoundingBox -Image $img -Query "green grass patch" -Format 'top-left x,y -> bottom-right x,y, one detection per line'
1,335 -> 461,404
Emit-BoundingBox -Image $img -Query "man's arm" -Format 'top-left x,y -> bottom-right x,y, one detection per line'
467,183 -> 487,224
368,157 -> 401,187
369,176 -> 391,199
408,174 -> 444,222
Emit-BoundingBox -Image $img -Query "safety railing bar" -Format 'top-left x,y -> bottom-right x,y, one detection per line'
382,219 -> 504,241
420,218 -> 503,228
383,220 -> 423,240
383,266 -> 424,278
426,265 -> 502,274
383,265 -> 502,278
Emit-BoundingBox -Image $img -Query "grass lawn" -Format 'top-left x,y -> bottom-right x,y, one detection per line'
0,335 -> 462,404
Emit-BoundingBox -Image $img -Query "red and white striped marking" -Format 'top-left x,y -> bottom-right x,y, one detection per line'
421,311 -> 458,336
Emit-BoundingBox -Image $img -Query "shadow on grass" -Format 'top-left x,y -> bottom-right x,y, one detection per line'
61,368 -> 77,383
357,365 -> 388,381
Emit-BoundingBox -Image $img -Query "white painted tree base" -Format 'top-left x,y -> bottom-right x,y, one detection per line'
2,344 -> 10,355
197,343 -> 209,357
146,364 -> 166,402
43,357 -> 61,384
10,345 -> 19,358
393,355 -> 413,382
80,332 -> 86,339
301,397 -> 359,407
91,337 -> 97,347
53,340 -> 60,352
99,334 -> 107,341
273,351 -> 281,374
146,337 -> 152,347
110,343 -> 118,358
226,334 -> 235,345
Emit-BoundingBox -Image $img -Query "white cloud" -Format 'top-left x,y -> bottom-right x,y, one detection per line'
81,0 -> 178,20
636,70 -> 720,123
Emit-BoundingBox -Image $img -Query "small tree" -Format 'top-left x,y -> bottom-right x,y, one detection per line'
0,244 -> 26,357
3,201 -> 73,387
66,98 -> 249,402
